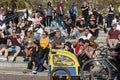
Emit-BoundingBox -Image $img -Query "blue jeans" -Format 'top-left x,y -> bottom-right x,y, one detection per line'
70,14 -> 76,22
60,28 -> 77,37
9,46 -> 21,52
55,12 -> 65,28
50,21 -> 61,31
34,33 -> 42,40
36,57 -> 45,72
55,12 -> 62,22
71,30 -> 77,37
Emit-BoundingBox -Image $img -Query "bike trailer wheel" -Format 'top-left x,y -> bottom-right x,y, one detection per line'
50,67 -> 71,80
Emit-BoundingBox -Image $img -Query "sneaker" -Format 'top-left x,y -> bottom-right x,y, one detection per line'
32,70 -> 37,74
0,52 -> 2,55
0,57 -> 7,61
10,57 -> 16,62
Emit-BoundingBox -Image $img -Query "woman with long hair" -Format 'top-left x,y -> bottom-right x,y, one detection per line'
46,1 -> 53,26
39,31 -> 50,64
23,30 -> 34,61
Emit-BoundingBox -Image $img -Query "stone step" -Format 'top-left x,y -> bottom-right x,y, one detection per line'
0,55 -> 48,76
0,61 -> 27,68
96,36 -> 106,39
65,39 -> 77,42
94,40 -> 106,43
0,55 -> 27,68
95,38 -> 106,42
0,67 -> 48,76
98,34 -> 107,37
95,40 -> 106,43
0,56 -> 24,63
0,58 -> 48,76
0,67 -> 26,72
96,38 -> 106,41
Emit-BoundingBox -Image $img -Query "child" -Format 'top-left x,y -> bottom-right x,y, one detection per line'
64,41 -> 74,53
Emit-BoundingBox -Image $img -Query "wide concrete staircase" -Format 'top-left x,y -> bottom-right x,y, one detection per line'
0,28 -> 108,76
95,30 -> 108,45
0,56 -> 48,76
0,56 -> 26,74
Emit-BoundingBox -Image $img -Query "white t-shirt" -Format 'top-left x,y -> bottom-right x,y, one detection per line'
0,23 -> 6,30
37,28 -> 43,34
80,33 -> 92,40
0,13 -> 5,21
112,18 -> 117,25
116,23 -> 120,31
27,17 -> 35,22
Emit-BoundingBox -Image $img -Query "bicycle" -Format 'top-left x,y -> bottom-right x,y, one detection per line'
80,45 -> 120,80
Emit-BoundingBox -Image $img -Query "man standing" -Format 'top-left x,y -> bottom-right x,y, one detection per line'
81,1 -> 89,26
69,3 -> 77,25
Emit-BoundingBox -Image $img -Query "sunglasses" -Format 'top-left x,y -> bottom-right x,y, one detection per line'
12,32 -> 16,33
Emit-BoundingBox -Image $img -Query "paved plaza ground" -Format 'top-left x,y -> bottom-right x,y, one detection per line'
0,74 -> 49,80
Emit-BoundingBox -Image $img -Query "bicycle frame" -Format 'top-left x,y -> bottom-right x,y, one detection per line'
106,58 -> 118,71
101,47 -> 120,73
80,58 -> 111,80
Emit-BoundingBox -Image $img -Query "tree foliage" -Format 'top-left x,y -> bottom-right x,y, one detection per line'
0,0 -> 119,14
0,0 -> 33,11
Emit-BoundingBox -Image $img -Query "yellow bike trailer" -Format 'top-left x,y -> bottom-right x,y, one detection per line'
48,49 -> 80,80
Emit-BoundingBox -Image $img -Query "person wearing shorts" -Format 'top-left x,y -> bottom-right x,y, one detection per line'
0,29 -> 21,61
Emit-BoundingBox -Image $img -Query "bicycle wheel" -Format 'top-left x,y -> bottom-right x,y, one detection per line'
50,67 -> 71,80
80,59 -> 111,80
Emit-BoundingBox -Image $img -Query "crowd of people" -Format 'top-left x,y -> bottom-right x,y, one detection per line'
0,1 -> 120,74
